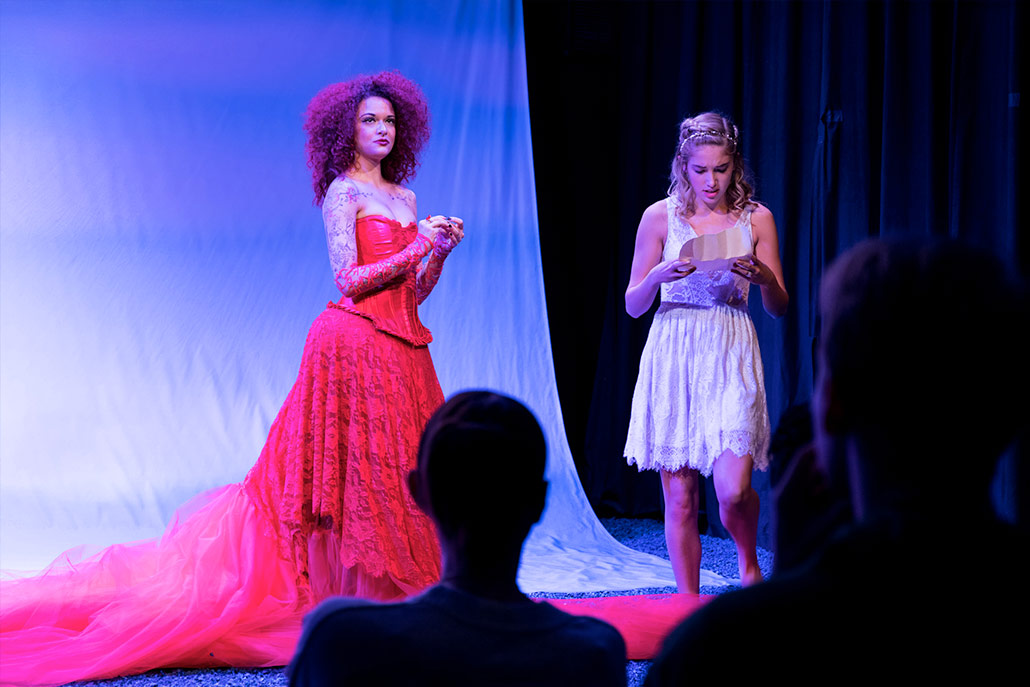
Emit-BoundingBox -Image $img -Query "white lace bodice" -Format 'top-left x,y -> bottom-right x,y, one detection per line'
661,198 -> 754,310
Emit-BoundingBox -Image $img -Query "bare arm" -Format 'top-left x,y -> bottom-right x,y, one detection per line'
731,204 -> 788,318
625,201 -> 695,318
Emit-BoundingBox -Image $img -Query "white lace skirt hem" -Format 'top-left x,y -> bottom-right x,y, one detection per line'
624,303 -> 770,476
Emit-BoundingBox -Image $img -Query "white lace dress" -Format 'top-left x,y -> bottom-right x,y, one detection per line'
624,198 -> 770,476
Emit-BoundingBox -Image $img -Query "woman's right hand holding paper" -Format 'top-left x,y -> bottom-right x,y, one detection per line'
649,258 -> 696,285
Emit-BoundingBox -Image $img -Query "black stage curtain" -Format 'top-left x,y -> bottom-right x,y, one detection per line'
524,0 -> 1025,547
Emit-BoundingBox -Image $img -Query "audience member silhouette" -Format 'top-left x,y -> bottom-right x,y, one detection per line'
287,391 -> 627,686
767,403 -> 852,575
645,238 -> 1029,684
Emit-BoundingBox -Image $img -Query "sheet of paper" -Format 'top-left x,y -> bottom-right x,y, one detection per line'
678,232 -> 751,272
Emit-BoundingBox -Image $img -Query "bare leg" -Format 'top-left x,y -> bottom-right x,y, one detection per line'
660,468 -> 701,594
712,450 -> 762,586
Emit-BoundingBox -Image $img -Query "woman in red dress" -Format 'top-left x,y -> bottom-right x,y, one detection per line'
247,70 -> 463,602
0,70 -> 463,685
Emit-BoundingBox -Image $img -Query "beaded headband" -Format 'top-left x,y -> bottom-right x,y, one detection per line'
685,127 -> 736,143
679,127 -> 737,155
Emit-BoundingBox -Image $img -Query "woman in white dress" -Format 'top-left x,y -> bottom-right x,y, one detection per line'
624,112 -> 788,594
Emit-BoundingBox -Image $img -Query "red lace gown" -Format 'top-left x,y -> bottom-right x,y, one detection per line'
0,216 -> 443,685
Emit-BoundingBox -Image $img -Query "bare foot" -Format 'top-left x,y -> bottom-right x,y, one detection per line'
740,563 -> 764,587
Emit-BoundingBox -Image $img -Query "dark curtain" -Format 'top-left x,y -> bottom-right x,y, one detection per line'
524,0 -> 1025,548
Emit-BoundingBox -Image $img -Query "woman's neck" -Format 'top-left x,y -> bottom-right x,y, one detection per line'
689,199 -> 730,219
348,155 -> 386,186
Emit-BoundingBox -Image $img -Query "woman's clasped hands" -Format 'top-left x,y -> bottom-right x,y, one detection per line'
419,214 -> 464,254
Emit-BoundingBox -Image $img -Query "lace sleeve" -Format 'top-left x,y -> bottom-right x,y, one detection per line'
322,179 -> 431,298
415,239 -> 454,304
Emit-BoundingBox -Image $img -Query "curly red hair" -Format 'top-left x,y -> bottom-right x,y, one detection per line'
304,70 -> 430,206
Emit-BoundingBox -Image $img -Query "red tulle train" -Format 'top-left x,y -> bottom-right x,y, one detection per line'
1,307 -> 443,685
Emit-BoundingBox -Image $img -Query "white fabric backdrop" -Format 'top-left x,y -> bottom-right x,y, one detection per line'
0,0 -> 725,591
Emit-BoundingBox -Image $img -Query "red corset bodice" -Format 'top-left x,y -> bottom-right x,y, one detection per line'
330,215 -> 433,346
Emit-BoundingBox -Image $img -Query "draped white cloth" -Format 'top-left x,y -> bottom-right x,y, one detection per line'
0,0 -> 728,591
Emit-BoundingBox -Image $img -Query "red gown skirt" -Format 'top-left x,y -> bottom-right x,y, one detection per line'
0,306 -> 443,686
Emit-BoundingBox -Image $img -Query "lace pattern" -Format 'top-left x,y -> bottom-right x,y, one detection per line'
244,307 -> 443,593
661,198 -> 752,311
624,198 -> 770,476
415,242 -> 452,304
247,205 -> 445,591
335,234 -> 431,297
331,216 -> 435,346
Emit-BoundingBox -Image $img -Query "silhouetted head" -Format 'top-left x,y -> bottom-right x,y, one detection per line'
814,238 -> 1026,515
409,391 -> 548,545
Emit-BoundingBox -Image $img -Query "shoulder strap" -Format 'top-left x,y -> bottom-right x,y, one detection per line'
666,196 -> 696,246
741,207 -> 756,252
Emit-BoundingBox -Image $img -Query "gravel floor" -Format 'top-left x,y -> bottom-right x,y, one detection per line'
69,517 -> 774,687
599,515 -> 775,595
